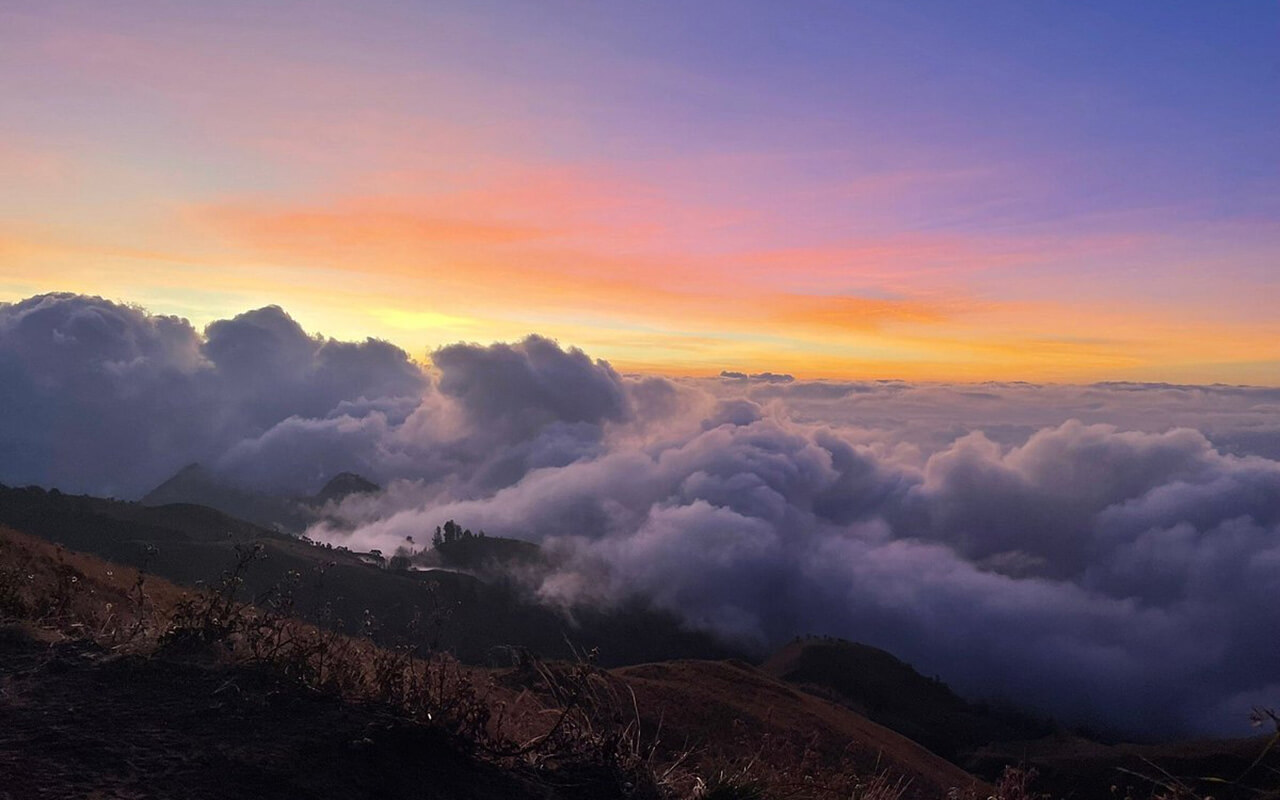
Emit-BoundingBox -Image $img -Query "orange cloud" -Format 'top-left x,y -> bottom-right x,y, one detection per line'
175,183 -> 1280,383
204,201 -> 553,251
765,293 -> 954,333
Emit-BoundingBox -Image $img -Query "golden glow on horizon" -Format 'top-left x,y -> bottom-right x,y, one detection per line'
3,197 -> 1280,385
374,308 -> 484,332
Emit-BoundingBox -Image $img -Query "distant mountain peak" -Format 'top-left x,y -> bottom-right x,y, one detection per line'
314,472 -> 380,505
139,465 -> 380,534
142,463 -> 218,501
142,464 -> 306,533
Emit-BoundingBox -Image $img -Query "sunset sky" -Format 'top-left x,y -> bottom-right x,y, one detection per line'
4,3 -> 1280,737
3,1 -> 1277,382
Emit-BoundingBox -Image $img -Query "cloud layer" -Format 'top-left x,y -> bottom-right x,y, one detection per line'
0,293 -> 425,495
3,293 -> 1278,738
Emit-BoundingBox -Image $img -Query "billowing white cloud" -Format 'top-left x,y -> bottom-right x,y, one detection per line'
3,292 -> 1278,738
315,395 -> 1280,737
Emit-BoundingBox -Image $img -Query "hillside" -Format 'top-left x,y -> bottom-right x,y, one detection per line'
4,485 -> 1277,800
0,523 -> 986,799
764,637 -> 1052,767
0,525 -> 636,799
968,734 -> 1280,800
763,638 -> 1280,799
613,659 -> 980,799
428,529 -> 543,572
0,483 -> 736,667
0,625 -> 550,800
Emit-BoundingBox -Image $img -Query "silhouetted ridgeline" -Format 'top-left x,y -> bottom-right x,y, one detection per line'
765,636 -> 1055,766
0,483 -> 736,667
141,463 -> 379,533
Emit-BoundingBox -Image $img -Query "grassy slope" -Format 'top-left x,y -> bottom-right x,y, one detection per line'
0,484 -> 736,666
0,625 -> 545,800
763,637 -> 1053,767
614,659 -> 981,800
969,735 -> 1280,800
761,636 -> 1280,799
6,485 -> 1273,799
0,518 -> 989,799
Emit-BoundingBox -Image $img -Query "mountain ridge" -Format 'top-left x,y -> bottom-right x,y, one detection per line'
140,463 -> 381,533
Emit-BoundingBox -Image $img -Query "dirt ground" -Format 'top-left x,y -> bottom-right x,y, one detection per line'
0,624 -> 552,800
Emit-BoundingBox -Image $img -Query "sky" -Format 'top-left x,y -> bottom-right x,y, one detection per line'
3,2 -> 1280,741
2,1 -> 1277,383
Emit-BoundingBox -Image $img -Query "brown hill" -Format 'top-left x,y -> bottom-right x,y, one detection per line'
0,523 -> 984,799
0,625 -> 552,800
0,525 -> 614,799
968,734 -> 1280,800
764,637 -> 1051,768
613,659 -> 984,800
7,486 -> 1273,800
0,483 -> 736,667
764,638 -> 1280,800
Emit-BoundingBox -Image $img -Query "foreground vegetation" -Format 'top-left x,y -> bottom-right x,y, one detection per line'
1,496 -> 1275,800
0,524 -> 971,799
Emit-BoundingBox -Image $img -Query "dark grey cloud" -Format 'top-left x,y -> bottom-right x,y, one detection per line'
0,296 -> 629,500
215,411 -> 402,493
750,371 -> 795,384
203,305 -> 426,436
212,335 -> 630,497
902,422 -> 1222,575
719,370 -> 795,384
434,335 -> 627,437
627,375 -> 691,423
701,398 -> 764,428
0,293 -> 426,496
0,293 -> 213,495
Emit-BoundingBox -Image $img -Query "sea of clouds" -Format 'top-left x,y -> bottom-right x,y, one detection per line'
3,292 -> 1279,738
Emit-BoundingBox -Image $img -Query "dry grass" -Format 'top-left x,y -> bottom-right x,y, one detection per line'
20,522 -> 1262,800
0,525 -> 936,800
7,523 -> 1274,800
